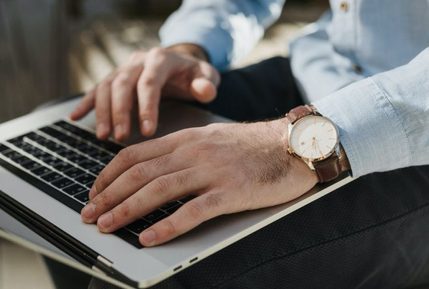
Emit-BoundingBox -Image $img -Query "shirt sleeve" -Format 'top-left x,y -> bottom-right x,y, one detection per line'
313,47 -> 429,178
159,0 -> 285,71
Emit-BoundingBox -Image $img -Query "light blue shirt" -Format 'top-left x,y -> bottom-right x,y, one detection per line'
160,0 -> 429,178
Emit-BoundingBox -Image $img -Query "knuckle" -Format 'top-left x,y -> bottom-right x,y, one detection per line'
139,75 -> 157,87
129,164 -> 146,181
152,177 -> 170,194
204,193 -> 223,210
175,172 -> 188,187
184,201 -> 204,220
129,51 -> 144,62
99,78 -> 114,89
96,192 -> 112,208
148,47 -> 166,59
160,219 -> 177,237
115,202 -> 132,220
151,154 -> 169,170
112,73 -> 132,89
117,147 -> 135,166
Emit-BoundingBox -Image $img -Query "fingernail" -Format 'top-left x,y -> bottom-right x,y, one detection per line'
81,203 -> 96,220
115,124 -> 125,140
140,230 -> 157,246
142,120 -> 153,135
97,123 -> 109,138
88,186 -> 97,199
98,212 -> 113,230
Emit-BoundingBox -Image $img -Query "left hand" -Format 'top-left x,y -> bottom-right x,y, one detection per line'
80,119 -> 318,246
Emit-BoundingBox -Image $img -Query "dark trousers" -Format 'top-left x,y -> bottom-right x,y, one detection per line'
47,57 -> 429,289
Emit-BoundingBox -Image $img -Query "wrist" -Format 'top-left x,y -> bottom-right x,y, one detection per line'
166,43 -> 210,62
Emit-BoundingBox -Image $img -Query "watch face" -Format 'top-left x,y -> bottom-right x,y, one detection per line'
289,115 -> 339,160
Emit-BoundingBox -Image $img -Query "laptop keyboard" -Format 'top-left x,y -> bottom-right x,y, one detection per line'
0,120 -> 194,248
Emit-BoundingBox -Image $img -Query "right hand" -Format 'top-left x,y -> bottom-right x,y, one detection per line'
70,44 -> 220,141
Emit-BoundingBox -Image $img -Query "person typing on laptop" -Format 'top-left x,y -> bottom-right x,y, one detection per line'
57,0 -> 429,288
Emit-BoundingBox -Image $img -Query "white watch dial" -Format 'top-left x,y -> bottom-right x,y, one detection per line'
289,115 -> 338,160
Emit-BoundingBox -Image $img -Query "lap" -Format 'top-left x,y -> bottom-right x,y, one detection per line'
156,166 -> 429,289
49,57 -> 429,289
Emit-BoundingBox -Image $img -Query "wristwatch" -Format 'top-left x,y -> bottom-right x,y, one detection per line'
285,105 -> 350,183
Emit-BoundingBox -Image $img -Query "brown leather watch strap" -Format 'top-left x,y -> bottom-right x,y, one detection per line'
286,105 -> 314,124
313,145 -> 350,183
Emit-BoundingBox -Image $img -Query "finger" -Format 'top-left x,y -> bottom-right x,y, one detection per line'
190,61 -> 220,103
137,48 -> 171,136
111,65 -> 143,141
95,76 -> 115,139
96,168 -> 208,233
88,132 -> 185,200
82,153 -> 185,223
139,192 -> 225,246
190,78 -> 217,103
70,89 -> 96,120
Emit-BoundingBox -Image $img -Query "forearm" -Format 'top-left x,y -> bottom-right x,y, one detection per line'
166,43 -> 209,62
159,0 -> 285,71
313,47 -> 429,177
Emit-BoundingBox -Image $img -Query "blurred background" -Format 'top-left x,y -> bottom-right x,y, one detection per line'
0,0 -> 327,288
0,0 -> 328,123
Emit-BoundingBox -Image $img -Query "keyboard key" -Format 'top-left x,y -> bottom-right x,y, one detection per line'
68,154 -> 87,164
88,164 -> 104,175
19,143 -> 38,153
22,132 -> 44,142
75,191 -> 90,203
15,157 -> 32,166
87,149 -> 111,160
53,162 -> 74,172
21,160 -> 42,171
0,144 -> 10,153
41,172 -> 62,182
3,150 -> 23,160
165,205 -> 181,215
51,177 -> 74,189
63,184 -> 86,196
64,167 -> 86,179
77,159 -> 98,170
99,155 -> 114,164
3,151 -> 30,164
127,219 -> 152,234
143,209 -> 167,223
44,141 -> 64,151
32,166 -> 52,176
40,156 -> 62,166
75,174 -> 96,186
56,148 -> 75,158
29,149 -> 50,159
7,136 -> 24,146
61,136 -> 81,147
179,195 -> 196,204
160,200 -> 181,211
39,126 -> 64,138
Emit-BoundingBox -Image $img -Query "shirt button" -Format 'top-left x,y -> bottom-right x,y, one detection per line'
340,1 -> 349,12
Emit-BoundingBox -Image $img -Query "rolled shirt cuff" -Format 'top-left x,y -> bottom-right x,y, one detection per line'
312,77 -> 410,178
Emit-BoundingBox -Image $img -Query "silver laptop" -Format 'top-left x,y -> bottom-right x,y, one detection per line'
0,97 -> 353,288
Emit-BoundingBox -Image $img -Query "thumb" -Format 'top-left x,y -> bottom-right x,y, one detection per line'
190,78 -> 217,103
190,61 -> 220,103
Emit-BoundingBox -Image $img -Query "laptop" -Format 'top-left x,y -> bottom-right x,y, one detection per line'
0,97 -> 353,288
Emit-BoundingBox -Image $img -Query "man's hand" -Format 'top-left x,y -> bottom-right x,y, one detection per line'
70,44 -> 220,141
80,119 -> 318,247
